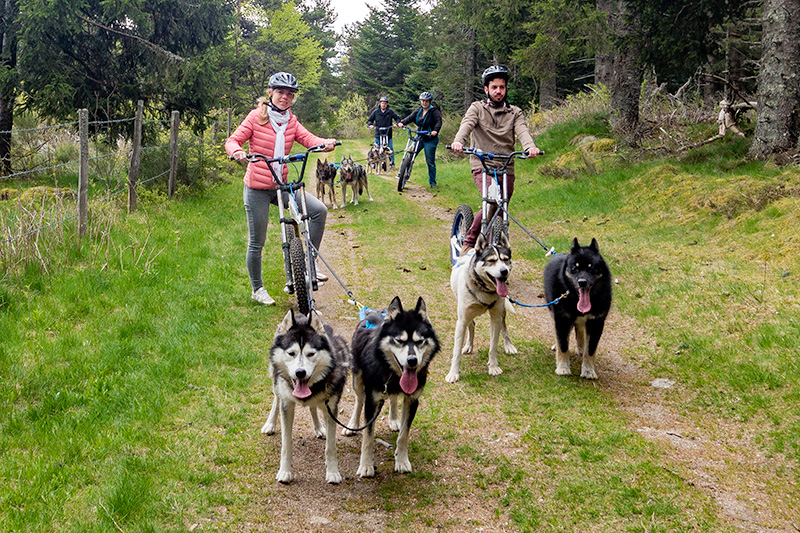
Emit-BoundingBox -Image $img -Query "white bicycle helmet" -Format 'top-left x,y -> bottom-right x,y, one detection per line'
268,72 -> 299,91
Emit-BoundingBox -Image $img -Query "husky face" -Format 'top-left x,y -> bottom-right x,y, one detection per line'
339,156 -> 356,182
316,159 -> 335,183
270,311 -> 333,400
473,232 -> 512,298
378,296 -> 439,395
564,238 -> 605,314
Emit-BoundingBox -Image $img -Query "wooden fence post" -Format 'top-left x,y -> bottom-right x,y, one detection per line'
77,109 -> 88,237
128,99 -> 143,213
168,110 -> 179,197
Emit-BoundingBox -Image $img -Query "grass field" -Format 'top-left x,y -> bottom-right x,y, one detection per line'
1,117 -> 798,531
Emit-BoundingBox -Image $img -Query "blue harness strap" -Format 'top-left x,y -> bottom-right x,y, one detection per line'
359,306 -> 386,329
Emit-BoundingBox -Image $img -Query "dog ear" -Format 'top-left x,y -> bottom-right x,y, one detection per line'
589,237 -> 599,253
414,297 -> 429,322
309,310 -> 326,334
497,231 -> 510,250
276,309 -> 295,335
570,237 -> 581,254
475,232 -> 487,251
386,296 -> 404,319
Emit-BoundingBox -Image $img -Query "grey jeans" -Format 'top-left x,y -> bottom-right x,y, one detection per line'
243,185 -> 328,292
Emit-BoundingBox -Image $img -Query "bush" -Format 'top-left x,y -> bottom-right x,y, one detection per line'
332,94 -> 367,139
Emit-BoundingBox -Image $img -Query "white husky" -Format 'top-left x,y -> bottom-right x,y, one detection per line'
446,232 -> 517,383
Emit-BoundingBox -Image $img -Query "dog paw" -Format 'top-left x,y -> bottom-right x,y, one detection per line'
260,421 -> 276,435
394,458 -> 412,474
326,470 -> 343,484
504,343 -> 518,355
341,427 -> 358,436
555,365 -> 572,376
461,344 -> 473,355
580,366 -> 598,380
445,371 -> 460,383
314,426 -> 327,439
357,464 -> 375,478
388,418 -> 402,432
276,470 -> 293,484
488,365 -> 503,376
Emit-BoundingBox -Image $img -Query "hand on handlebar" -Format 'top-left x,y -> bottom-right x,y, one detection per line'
232,150 -> 248,162
368,125 -> 375,129
526,146 -> 543,157
323,138 -> 338,151
450,141 -> 464,153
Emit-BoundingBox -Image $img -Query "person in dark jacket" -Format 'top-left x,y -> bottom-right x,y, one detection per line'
397,91 -> 442,186
367,96 -> 401,166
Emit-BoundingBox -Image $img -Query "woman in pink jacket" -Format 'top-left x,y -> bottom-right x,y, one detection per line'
226,72 -> 337,305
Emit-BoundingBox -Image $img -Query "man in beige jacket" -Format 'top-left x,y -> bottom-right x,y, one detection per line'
450,65 -> 541,252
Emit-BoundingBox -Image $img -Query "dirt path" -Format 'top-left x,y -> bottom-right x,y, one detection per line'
249,177 -> 799,532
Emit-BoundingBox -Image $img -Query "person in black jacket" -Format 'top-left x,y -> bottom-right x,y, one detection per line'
367,96 -> 401,167
397,92 -> 442,187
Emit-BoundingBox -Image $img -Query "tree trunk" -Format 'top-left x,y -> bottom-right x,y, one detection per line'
539,58 -> 558,110
608,0 -> 642,140
463,27 -> 476,111
594,0 -> 613,87
0,0 -> 17,176
748,0 -> 800,159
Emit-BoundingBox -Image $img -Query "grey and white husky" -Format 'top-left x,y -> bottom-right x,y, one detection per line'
343,296 -> 440,478
446,232 -> 517,383
261,310 -> 350,484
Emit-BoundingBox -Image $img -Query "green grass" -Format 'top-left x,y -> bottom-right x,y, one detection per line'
2,128 -> 799,530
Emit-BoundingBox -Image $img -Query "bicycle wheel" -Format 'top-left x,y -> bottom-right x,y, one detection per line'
488,215 -> 509,246
290,235 -> 311,315
397,156 -> 412,192
450,204 -> 473,263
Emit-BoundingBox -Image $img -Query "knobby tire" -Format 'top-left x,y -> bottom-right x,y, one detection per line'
290,236 -> 310,315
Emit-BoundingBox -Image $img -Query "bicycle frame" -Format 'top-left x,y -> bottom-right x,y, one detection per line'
241,142 -> 339,310
375,126 -> 391,148
401,127 -> 429,163
469,148 -> 527,236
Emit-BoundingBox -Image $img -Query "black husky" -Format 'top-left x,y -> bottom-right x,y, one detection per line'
543,238 -> 612,379
343,296 -> 440,477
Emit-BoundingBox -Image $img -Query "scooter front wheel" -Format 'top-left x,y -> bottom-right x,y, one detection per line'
290,236 -> 311,315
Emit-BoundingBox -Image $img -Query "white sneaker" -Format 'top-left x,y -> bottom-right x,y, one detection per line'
251,287 -> 275,306
315,263 -> 329,282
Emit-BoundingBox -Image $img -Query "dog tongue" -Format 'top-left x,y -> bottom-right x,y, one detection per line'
495,279 -> 508,298
293,380 -> 312,399
577,287 -> 592,314
399,367 -> 418,394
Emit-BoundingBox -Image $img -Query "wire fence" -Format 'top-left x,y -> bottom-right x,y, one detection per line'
0,102 -> 184,263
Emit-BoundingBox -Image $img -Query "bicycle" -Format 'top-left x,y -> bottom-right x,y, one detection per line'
447,147 -> 536,264
396,127 -> 430,192
239,142 -> 341,315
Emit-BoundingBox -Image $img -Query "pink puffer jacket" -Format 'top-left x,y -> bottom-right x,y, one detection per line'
225,107 -> 326,190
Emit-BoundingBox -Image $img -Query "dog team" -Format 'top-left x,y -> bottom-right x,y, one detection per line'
263,234 -> 613,484
240,68 -> 613,484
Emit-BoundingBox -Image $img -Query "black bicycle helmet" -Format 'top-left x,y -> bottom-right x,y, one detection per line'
268,72 -> 299,91
419,91 -> 434,101
482,65 -> 510,86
